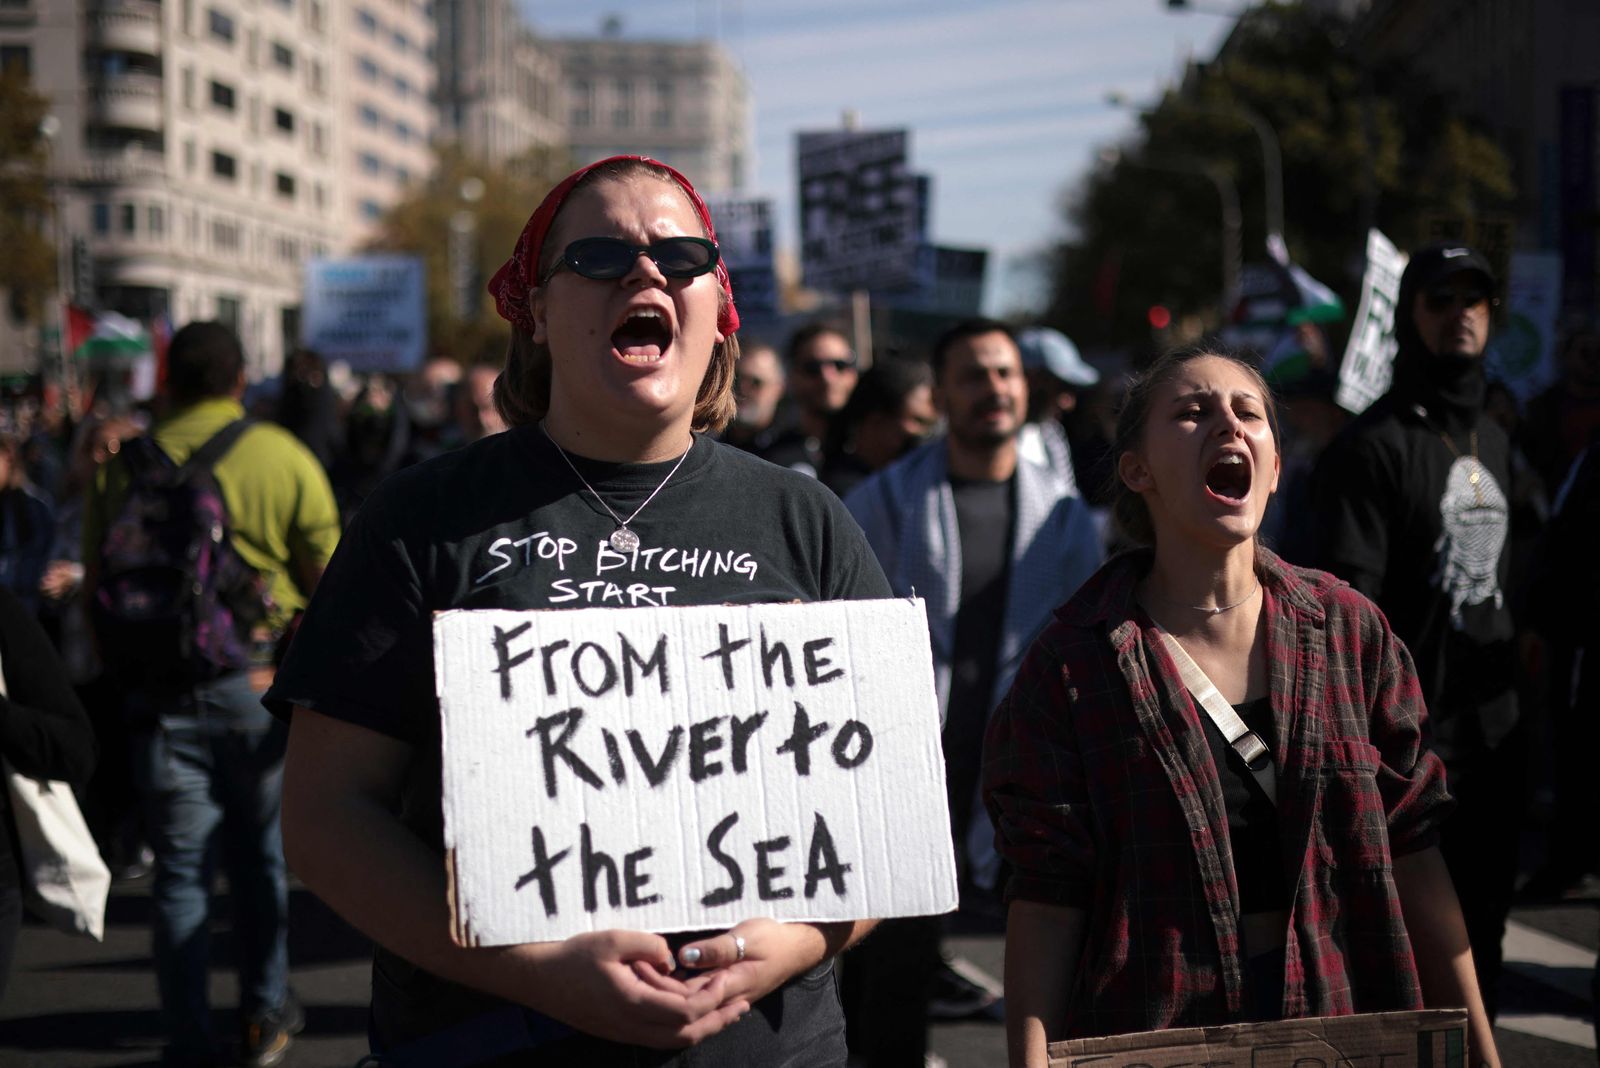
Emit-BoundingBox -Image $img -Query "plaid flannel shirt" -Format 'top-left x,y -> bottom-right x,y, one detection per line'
982,547 -> 1453,1037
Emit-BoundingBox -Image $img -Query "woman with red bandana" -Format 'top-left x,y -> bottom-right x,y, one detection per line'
269,157 -> 891,1065
983,347 -> 1499,1067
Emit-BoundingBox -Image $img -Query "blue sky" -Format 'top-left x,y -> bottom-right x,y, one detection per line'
525,0 -> 1233,315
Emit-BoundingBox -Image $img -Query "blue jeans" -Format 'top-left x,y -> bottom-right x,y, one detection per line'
131,672 -> 289,1059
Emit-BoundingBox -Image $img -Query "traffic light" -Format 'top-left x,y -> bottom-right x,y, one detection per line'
1147,304 -> 1172,330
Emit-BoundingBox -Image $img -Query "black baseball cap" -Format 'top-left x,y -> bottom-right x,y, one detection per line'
1403,242 -> 1497,293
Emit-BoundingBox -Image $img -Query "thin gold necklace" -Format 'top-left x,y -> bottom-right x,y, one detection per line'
541,424 -> 692,552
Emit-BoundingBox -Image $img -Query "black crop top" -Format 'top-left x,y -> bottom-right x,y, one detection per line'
1201,695 -> 1289,913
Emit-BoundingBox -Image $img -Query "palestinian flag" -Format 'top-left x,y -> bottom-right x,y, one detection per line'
73,311 -> 151,361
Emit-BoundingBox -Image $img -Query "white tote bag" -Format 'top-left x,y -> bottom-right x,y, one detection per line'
2,646 -> 110,940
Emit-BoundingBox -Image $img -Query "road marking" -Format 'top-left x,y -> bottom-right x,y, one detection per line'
1498,1012 -> 1596,1050
1499,919 -> 1596,1050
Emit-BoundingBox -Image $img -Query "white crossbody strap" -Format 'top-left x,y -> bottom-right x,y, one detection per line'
1157,632 -> 1277,806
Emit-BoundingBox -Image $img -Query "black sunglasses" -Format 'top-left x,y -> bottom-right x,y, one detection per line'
1423,286 -> 1493,314
544,236 -> 719,282
798,358 -> 857,376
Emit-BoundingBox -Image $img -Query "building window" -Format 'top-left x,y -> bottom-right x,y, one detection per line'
148,205 -> 165,236
120,203 -> 136,233
360,199 -> 382,221
393,166 -> 410,186
391,74 -> 410,98
358,104 -> 380,128
275,172 -> 295,198
212,219 -> 240,251
181,66 -> 194,108
92,203 -> 111,235
307,0 -> 323,32
612,79 -> 633,128
357,56 -> 379,82
0,45 -> 30,78
308,58 -> 325,94
358,152 -> 382,176
216,295 -> 240,329
209,79 -> 235,111
211,150 -> 236,180
273,106 -> 294,133
570,79 -> 592,127
313,182 -> 326,210
355,7 -> 377,34
391,29 -> 408,52
653,79 -> 673,129
207,8 -> 235,42
310,121 -> 326,156
393,120 -> 411,143
183,139 -> 196,173
271,41 -> 294,69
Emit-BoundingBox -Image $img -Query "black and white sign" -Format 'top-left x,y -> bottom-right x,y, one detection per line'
797,129 -> 922,292
436,600 -> 957,945
707,196 -> 778,320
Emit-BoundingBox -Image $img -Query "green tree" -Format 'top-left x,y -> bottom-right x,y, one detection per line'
366,143 -> 572,364
0,71 -> 57,321
1044,1 -> 1515,351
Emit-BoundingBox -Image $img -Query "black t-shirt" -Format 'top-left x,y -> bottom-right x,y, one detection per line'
265,425 -> 890,1050
1200,695 -> 1286,914
1312,398 -> 1517,774
944,476 -> 1014,848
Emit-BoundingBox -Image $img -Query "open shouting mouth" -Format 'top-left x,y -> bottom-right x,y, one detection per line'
1204,451 -> 1251,506
612,307 -> 673,363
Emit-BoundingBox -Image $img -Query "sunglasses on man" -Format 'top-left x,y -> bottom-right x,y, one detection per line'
1422,285 -> 1495,314
797,358 -> 857,377
543,236 -> 720,282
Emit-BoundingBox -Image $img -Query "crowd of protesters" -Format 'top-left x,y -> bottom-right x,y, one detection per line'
0,205 -> 1595,1068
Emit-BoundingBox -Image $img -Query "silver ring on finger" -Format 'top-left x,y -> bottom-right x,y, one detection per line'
733,934 -> 746,962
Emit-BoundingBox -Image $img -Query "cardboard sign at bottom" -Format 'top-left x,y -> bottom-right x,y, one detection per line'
1048,1009 -> 1467,1068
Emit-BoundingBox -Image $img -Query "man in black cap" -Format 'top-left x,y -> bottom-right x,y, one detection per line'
1312,243 -> 1520,1016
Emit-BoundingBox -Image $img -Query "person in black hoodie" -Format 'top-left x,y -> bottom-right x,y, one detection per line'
1311,243 -> 1521,1018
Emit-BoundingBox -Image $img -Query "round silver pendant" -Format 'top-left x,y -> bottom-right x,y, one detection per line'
609,526 -> 641,553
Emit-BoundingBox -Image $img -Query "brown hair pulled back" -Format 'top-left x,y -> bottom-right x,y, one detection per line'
492,158 -> 740,433
1107,343 -> 1279,547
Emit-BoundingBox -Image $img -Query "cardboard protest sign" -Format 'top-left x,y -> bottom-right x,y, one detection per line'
1047,1008 -> 1467,1068
436,599 -> 957,945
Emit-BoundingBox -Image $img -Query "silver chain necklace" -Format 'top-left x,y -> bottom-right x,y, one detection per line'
1171,585 -> 1254,617
541,423 -> 693,552
1151,581 -> 1262,616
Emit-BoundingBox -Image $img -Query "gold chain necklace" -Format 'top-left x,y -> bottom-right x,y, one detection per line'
1435,428 -> 1483,506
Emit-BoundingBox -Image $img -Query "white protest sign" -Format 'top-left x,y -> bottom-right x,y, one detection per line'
1337,229 -> 1408,414
436,600 -> 957,946
301,255 -> 427,373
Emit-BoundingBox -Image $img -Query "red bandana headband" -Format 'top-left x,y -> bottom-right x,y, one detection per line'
487,155 -> 740,338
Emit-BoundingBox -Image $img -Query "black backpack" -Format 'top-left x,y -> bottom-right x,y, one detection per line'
92,420 -> 274,689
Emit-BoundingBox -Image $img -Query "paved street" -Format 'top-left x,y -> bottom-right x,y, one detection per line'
1,876 -> 1594,1066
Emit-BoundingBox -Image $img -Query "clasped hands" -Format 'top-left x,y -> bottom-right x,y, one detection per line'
538,917 -> 818,1049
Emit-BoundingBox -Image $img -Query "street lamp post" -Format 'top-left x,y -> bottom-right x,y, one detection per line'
449,176 -> 486,323
1105,90 -> 1284,255
37,115 -> 73,391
